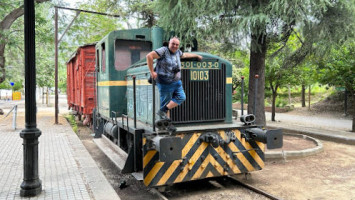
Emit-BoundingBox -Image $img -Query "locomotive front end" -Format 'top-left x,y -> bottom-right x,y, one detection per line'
126,53 -> 283,187
142,129 -> 270,187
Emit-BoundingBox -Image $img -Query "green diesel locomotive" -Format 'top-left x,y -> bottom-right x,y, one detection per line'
91,27 -> 282,187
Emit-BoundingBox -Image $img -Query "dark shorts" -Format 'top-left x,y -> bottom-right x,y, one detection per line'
157,80 -> 186,109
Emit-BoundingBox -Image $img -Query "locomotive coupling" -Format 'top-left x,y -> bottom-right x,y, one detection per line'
146,135 -> 182,162
199,131 -> 236,148
244,128 -> 283,149
240,114 -> 256,125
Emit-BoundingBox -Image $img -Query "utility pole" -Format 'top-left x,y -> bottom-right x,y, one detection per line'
20,0 -> 42,196
55,7 -> 58,123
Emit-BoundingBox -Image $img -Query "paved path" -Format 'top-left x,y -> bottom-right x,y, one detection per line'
265,111 -> 352,132
0,103 -> 119,200
234,109 -> 354,144
264,111 -> 355,145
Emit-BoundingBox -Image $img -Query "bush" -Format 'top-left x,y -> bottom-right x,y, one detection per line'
232,87 -> 248,103
64,114 -> 78,133
275,98 -> 288,108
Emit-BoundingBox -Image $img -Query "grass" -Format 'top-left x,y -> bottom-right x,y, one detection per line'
272,85 -> 335,108
64,114 -> 78,133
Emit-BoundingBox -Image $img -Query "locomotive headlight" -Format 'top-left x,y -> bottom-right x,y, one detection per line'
245,128 -> 283,149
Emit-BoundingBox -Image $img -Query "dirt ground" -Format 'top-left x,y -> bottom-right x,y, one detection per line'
75,123 -> 160,200
267,134 -> 316,151
237,140 -> 355,199
173,139 -> 355,200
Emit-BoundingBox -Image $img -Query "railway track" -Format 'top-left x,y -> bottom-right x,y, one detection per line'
76,123 -> 282,200
227,176 -> 283,200
154,175 -> 283,200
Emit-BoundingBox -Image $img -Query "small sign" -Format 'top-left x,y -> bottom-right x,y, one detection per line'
12,92 -> 21,100
190,70 -> 209,81
10,82 -> 14,87
181,61 -> 219,69
336,87 -> 345,91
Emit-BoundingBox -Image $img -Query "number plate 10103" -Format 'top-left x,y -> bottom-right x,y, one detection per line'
190,70 -> 209,81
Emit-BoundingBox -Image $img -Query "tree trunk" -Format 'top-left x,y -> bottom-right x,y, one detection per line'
272,91 -> 277,121
301,84 -> 306,107
308,85 -> 311,111
351,90 -> 355,132
248,32 -> 267,126
0,45 -> 5,83
288,84 -> 291,105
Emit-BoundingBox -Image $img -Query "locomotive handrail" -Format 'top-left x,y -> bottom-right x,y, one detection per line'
111,111 -> 118,124
132,75 -> 137,128
122,114 -> 129,130
130,60 -> 156,69
152,78 -> 156,132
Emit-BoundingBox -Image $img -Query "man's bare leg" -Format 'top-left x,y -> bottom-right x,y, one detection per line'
166,101 -> 178,118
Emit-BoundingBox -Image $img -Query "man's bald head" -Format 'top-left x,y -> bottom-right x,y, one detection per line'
168,37 -> 180,53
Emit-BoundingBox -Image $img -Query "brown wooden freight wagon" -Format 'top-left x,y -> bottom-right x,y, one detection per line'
66,43 -> 96,125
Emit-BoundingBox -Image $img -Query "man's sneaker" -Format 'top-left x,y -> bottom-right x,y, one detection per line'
167,124 -> 177,134
157,110 -> 170,121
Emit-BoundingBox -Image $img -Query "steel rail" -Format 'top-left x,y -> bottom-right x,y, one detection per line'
150,188 -> 168,200
227,176 -> 283,200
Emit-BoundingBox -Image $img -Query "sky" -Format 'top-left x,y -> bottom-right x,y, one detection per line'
63,0 -> 87,7
59,0 -> 136,29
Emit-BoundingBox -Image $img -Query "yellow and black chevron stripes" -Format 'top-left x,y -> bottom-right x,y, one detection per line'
143,129 -> 265,187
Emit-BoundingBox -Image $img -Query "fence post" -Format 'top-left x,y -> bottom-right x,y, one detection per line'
12,105 -> 17,130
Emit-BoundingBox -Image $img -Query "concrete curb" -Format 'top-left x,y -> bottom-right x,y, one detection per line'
265,133 -> 323,160
93,135 -> 128,171
268,125 -> 355,145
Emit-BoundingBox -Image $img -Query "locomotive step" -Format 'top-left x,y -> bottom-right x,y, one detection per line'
155,119 -> 177,134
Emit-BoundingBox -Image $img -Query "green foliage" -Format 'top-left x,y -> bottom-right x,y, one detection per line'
154,0 -> 354,49
317,40 -> 355,93
154,0 -> 355,124
0,79 -> 22,90
65,114 -> 78,133
232,66 -> 249,103
96,0 -> 156,28
12,81 -> 22,91
126,0 -> 156,27
1,1 -> 55,87
0,81 -> 9,89
266,34 -> 298,90
275,98 -> 287,108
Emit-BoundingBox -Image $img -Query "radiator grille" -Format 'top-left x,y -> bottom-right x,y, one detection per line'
171,64 -> 226,124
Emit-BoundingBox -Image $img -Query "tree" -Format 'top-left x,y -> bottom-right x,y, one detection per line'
296,60 -> 318,109
0,0 -> 49,84
67,0 -> 125,44
89,0 -> 156,28
317,40 -> 355,132
154,0 -> 355,125
266,37 -> 300,121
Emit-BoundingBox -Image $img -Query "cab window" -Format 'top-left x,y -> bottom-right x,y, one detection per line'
114,40 -> 152,71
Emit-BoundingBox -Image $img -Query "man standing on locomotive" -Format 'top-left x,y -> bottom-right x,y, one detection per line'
146,37 -> 202,131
